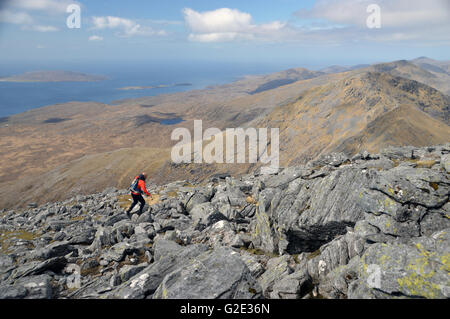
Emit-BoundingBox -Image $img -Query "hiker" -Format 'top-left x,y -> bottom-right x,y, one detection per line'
126,172 -> 152,217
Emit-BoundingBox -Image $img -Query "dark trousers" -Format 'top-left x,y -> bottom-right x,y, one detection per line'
128,193 -> 146,214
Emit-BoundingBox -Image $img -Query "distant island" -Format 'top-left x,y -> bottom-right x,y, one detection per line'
117,83 -> 192,90
0,70 -> 108,82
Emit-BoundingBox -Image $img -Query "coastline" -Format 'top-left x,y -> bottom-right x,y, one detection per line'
117,83 -> 192,90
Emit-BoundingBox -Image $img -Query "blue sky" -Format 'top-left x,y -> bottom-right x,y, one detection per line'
0,0 -> 449,69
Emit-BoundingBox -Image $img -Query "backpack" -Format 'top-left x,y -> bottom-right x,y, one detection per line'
129,177 -> 141,194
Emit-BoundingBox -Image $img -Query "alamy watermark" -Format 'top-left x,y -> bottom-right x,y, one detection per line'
367,4 -> 381,29
66,4 -> 81,29
171,120 -> 279,174
64,3 -> 381,30
65,263 -> 81,289
366,264 -> 382,289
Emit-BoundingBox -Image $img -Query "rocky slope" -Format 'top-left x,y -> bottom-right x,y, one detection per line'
0,144 -> 449,299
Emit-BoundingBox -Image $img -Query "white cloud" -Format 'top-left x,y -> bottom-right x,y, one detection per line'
188,32 -> 247,43
183,8 -> 288,42
92,16 -> 135,30
89,35 -> 104,41
92,16 -> 167,37
0,0 -> 74,32
182,2 -> 450,46
12,0 -> 76,13
0,10 -> 34,24
183,8 -> 252,34
22,24 -> 59,32
146,19 -> 183,26
296,0 -> 450,28
0,9 -> 59,32
292,0 -> 450,46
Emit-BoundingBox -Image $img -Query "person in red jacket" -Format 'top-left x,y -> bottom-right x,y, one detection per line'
126,172 -> 152,217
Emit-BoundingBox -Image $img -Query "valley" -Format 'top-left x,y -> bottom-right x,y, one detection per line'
0,57 -> 449,210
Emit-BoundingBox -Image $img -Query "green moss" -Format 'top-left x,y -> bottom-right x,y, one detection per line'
439,254 -> 450,272
253,207 -> 271,240
384,197 -> 396,208
397,270 -> 439,298
387,187 -> 395,196
394,244 -> 445,298
379,254 -> 391,265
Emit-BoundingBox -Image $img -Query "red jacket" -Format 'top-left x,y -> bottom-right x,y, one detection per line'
131,176 -> 151,196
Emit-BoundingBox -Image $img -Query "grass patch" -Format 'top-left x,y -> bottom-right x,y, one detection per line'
183,182 -> 195,187
308,291 -> 326,299
341,159 -> 351,166
0,230 -> 39,254
117,250 -> 148,270
65,200 -> 78,207
147,194 -> 160,205
306,248 -> 322,260
429,182 -> 439,191
70,215 -> 86,222
392,158 -> 437,169
392,159 -> 401,167
116,194 -> 161,209
240,247 -> 278,258
117,195 -> 132,209
248,287 -> 258,294
166,191 -> 178,198
245,196 -> 258,205
298,205 -> 311,215
80,265 -> 102,277
415,160 -> 436,169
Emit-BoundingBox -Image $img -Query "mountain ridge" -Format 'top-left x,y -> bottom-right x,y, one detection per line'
0,144 -> 448,299
0,58 -> 449,209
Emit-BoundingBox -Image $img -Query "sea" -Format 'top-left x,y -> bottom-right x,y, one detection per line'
0,60 -> 299,118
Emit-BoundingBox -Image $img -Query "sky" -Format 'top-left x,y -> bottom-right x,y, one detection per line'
0,0 -> 449,69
